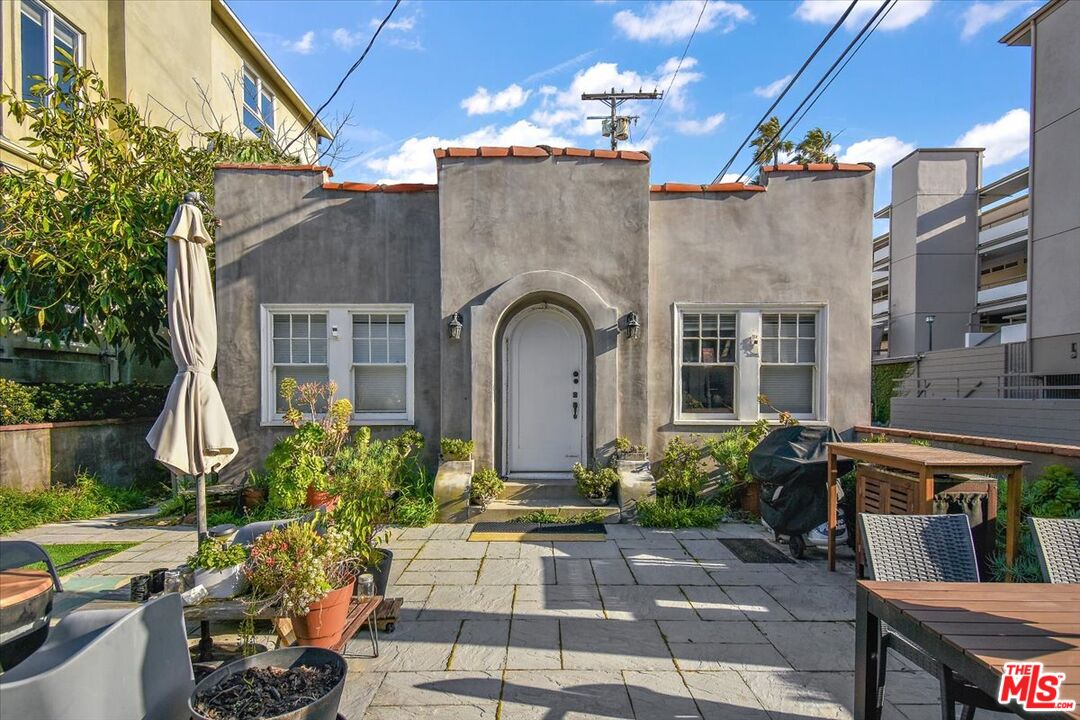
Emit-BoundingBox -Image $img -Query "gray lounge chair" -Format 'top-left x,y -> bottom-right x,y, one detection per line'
1028,517 -> 1080,583
0,593 -> 194,720
858,513 -> 996,720
0,540 -> 63,669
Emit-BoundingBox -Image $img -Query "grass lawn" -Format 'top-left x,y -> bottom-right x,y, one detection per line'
38,542 -> 139,575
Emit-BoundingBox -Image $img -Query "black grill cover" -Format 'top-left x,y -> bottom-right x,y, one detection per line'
749,426 -> 854,535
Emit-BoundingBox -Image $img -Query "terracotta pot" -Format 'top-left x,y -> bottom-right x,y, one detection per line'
305,486 -> 340,512
740,480 -> 761,515
240,487 -> 266,509
291,580 -> 355,648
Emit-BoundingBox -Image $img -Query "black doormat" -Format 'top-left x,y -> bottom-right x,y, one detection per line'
719,538 -> 795,564
469,522 -> 607,541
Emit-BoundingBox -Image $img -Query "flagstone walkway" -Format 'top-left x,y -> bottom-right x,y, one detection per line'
6,517 -> 1012,719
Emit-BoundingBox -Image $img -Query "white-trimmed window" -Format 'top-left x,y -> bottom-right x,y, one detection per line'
760,312 -> 818,418
20,0 -> 82,103
675,305 -> 825,423
243,67 -> 275,135
261,305 -> 414,425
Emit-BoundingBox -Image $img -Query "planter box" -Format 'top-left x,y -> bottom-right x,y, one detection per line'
616,458 -> 655,521
435,459 -> 474,522
0,417 -> 158,491
194,564 -> 249,599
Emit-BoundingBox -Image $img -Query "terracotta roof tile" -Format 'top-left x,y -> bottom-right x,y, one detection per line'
618,150 -> 650,162
761,162 -> 873,173
479,146 -> 510,158
214,163 -> 333,177
592,149 -> 618,159
651,182 -> 766,193
702,182 -> 766,193
322,182 -> 436,194
563,147 -> 592,158
509,145 -> 548,157
432,146 -> 652,162
447,147 -> 479,158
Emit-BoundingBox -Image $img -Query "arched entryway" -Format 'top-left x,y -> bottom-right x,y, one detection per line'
502,303 -> 587,478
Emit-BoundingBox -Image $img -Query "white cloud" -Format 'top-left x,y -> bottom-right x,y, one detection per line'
532,58 -> 704,136
461,84 -> 532,116
284,30 -> 316,54
613,0 -> 752,42
675,113 -> 726,135
371,15 -> 417,31
366,120 -> 575,184
753,74 -> 793,99
794,0 -> 934,31
960,1 -> 1033,40
838,136 -> 916,168
332,27 -> 364,49
954,108 -> 1029,167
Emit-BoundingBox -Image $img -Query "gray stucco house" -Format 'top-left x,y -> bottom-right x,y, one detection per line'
213,148 -> 874,480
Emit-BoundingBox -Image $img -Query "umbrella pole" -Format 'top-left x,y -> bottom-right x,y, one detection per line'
196,472 -> 208,543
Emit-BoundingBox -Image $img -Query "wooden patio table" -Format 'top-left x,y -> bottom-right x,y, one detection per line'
825,442 -> 1027,573
856,581 -> 1080,720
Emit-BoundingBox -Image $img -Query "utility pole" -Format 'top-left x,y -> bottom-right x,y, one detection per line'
582,88 -> 662,150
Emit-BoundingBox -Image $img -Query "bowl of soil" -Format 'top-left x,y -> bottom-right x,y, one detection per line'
189,646 -> 347,720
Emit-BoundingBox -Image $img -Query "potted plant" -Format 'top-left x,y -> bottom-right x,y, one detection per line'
240,470 -> 268,509
613,436 -> 648,461
189,646 -> 347,720
470,467 -> 503,509
440,437 -> 474,461
573,462 -> 619,506
188,538 -> 249,599
245,520 -> 356,648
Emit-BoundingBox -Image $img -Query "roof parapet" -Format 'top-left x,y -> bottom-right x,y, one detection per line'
434,146 -> 650,162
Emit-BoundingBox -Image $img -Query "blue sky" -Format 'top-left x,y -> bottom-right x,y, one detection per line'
234,0 -> 1038,210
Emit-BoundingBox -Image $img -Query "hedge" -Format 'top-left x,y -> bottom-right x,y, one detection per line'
0,379 -> 168,425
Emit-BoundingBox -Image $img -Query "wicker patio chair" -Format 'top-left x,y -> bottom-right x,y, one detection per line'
858,513 -> 997,720
1028,517 -> 1080,584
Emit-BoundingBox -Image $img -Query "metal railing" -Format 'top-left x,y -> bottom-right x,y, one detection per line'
895,373 -> 1080,400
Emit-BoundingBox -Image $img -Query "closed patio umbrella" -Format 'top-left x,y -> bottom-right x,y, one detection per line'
147,193 -> 237,541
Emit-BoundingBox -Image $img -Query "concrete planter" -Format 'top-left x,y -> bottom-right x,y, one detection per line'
615,458 -> 655,521
194,564 -> 249,599
434,458 -> 474,522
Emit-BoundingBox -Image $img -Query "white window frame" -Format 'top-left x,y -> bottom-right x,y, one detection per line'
260,304 -> 414,426
243,66 -> 275,134
20,0 -> 83,100
673,303 -> 828,426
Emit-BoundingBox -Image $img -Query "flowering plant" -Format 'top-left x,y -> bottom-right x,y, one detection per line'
244,520 -> 354,615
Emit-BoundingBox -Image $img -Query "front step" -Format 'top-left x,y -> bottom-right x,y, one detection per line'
472,480 -> 620,523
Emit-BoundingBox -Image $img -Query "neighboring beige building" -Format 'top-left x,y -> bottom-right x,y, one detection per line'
1,0 -> 332,170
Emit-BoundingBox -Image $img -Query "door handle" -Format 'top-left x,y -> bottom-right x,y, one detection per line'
572,401 -> 578,419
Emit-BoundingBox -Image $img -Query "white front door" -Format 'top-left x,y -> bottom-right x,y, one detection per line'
504,305 -> 586,477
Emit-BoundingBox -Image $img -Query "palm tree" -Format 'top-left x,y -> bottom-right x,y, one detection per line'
794,127 -> 837,164
750,116 -> 795,167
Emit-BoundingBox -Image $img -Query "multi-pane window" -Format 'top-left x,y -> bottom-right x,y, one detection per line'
352,314 -> 408,413
20,0 -> 82,103
675,306 -> 824,422
680,312 -> 737,416
760,312 -> 817,416
243,68 -> 275,135
262,306 -> 413,424
271,313 -> 328,412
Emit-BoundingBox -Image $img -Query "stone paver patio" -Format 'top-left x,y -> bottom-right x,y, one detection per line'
7,517 -> 1013,720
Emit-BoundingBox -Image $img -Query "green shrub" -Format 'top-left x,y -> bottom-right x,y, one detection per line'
187,537 -> 247,571
613,437 -> 647,458
656,436 -> 708,502
0,471 -> 150,534
703,419 -> 770,502
0,380 -> 170,426
440,438 -> 474,461
871,361 -> 912,425
470,467 -> 503,507
637,497 -> 728,528
391,458 -> 438,526
0,378 -> 46,425
572,463 -> 618,500
991,464 -> 1080,581
513,509 -> 608,524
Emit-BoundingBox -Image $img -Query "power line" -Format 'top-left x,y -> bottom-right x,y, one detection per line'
779,0 -> 896,149
732,0 -> 891,183
639,0 -> 709,142
712,0 -> 858,184
283,0 -> 402,154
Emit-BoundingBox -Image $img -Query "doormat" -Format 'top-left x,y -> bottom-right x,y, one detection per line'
469,522 -> 607,542
719,538 -> 795,564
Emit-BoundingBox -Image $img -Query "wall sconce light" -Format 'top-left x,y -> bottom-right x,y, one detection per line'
625,312 -> 641,340
448,312 -> 464,340
748,332 -> 760,352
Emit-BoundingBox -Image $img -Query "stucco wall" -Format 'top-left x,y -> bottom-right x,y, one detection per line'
436,154 -> 651,469
647,168 -> 875,447
213,168 -> 441,480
